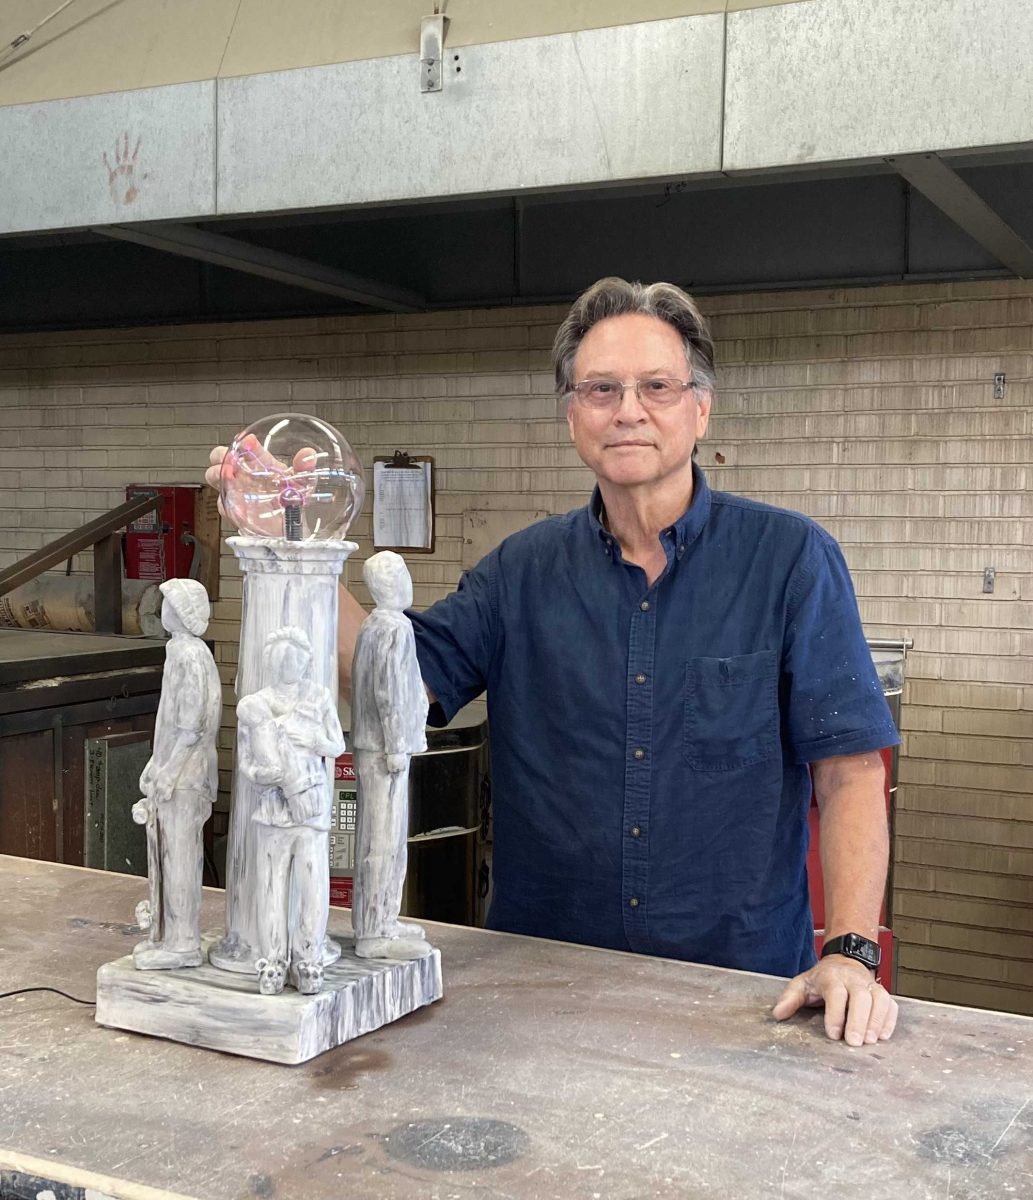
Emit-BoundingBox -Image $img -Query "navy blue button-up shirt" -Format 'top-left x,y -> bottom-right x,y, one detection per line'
410,466 -> 899,977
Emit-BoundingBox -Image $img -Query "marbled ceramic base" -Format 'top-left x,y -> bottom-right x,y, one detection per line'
95,934 -> 442,1065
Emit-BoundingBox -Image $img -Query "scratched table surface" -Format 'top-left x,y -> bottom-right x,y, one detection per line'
1,856 -> 1031,1200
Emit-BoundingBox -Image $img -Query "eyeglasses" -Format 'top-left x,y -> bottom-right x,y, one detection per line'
569,377 -> 699,410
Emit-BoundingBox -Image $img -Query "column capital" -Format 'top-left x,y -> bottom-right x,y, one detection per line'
227,536 -> 357,575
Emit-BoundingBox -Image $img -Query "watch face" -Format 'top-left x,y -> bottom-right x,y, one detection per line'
845,933 -> 880,967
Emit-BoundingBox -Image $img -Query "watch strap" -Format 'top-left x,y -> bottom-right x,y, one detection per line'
821,932 -> 882,970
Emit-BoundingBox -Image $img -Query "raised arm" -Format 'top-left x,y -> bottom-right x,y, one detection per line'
339,585 -> 436,707
337,584 -> 368,705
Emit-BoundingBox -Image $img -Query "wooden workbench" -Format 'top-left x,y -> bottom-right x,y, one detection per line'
1,856 -> 1030,1200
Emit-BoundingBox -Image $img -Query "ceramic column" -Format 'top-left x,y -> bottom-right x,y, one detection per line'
209,535 -> 354,974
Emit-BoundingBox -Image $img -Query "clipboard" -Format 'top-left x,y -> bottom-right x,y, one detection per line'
372,451 -> 436,553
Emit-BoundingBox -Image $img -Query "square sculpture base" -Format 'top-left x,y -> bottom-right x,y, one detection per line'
95,936 -> 443,1065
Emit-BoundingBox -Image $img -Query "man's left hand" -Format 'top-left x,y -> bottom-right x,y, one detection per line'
771,955 -> 899,1047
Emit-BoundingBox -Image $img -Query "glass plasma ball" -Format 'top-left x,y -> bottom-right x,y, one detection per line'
220,413 -> 365,542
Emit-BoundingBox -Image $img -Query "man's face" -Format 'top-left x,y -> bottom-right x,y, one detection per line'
566,313 -> 711,493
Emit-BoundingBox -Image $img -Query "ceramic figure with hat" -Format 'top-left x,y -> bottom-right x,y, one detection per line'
132,578 -> 221,970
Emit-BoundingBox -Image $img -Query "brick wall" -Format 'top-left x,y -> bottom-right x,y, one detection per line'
0,278 -> 1029,1015
704,283 -> 1032,1016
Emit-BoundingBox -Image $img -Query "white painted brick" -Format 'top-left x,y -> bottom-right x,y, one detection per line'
909,652 -> 1033,687
83,426 -> 143,447
4,407 -> 43,428
913,409 -> 1028,437
844,544 -> 1029,573
26,427 -> 84,448
368,377 -> 443,399
0,449 -> 43,468
910,464 -> 1028,490
716,440 -> 843,466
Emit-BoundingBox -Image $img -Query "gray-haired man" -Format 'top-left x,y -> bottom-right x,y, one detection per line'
211,276 -> 900,1048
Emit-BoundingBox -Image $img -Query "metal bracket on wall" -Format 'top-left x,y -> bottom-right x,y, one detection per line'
420,13 -> 450,92
983,567 -> 996,594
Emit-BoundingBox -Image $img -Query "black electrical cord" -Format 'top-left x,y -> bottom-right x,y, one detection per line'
0,986 -> 95,1007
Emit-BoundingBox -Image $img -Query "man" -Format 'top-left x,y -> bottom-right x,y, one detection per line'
208,276 -> 899,1046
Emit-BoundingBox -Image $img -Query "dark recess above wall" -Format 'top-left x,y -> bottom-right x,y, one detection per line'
2,156 -> 1031,333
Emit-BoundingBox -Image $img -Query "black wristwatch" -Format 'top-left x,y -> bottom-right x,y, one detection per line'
821,932 -> 881,971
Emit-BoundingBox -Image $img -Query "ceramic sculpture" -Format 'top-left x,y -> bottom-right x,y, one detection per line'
208,422 -> 355,975
96,416 -> 442,1063
351,552 -> 432,960
237,626 -> 346,994
131,579 -> 221,970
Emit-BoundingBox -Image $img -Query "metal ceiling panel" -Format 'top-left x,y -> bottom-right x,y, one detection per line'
725,0 -> 1033,172
215,16 -> 725,215
0,82 -> 216,235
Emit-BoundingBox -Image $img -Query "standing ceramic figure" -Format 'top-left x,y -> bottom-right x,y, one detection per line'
132,579 -> 221,970
237,627 -> 346,995
352,552 -> 432,960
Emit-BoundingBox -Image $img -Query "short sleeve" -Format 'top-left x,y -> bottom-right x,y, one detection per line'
782,529 -> 900,764
409,550 -> 498,725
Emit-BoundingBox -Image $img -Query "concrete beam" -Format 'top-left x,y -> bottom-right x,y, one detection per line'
888,153 -> 1033,279
0,82 -> 216,236
216,17 -> 723,216
94,223 -> 425,311
725,0 -> 1033,172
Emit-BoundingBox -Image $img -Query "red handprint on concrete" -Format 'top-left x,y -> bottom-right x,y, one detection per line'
103,132 -> 142,205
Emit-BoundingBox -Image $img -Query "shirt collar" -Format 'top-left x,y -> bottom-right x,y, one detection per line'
588,463 -> 713,554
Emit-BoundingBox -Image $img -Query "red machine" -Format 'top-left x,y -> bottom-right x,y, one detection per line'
329,754 -> 357,909
124,485 -> 202,582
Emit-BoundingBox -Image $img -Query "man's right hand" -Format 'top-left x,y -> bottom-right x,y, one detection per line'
204,445 -> 228,502
206,440 -> 318,528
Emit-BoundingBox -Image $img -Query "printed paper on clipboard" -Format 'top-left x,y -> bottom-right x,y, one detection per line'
372,456 -> 434,551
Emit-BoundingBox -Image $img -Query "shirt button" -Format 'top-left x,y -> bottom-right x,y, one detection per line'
633,748 -> 645,760
639,600 -> 650,612
634,673 -> 646,685
628,897 -> 640,908
677,545 -> 685,558
630,825 -> 642,837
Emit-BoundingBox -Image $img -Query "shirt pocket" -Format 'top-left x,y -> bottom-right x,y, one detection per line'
684,650 -> 779,772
